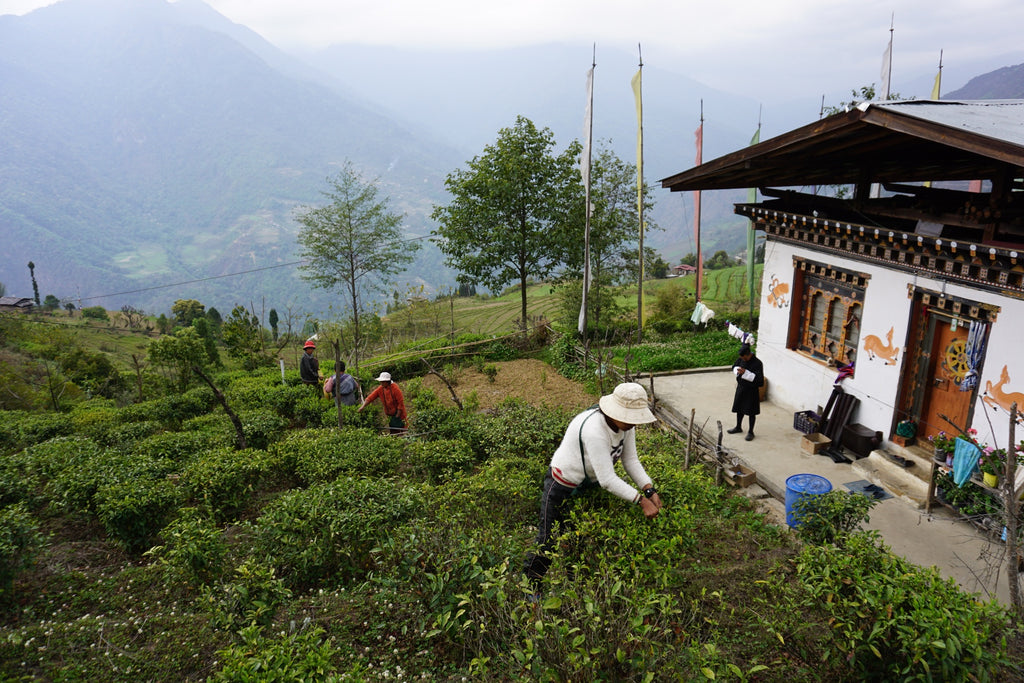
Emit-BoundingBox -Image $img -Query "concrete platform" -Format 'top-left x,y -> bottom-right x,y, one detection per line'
643,368 -> 1015,604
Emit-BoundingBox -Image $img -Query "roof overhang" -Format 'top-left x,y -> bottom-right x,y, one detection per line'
660,100 -> 1024,192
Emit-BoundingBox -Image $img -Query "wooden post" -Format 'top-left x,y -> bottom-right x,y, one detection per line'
685,408 -> 695,469
1004,402 -> 1021,616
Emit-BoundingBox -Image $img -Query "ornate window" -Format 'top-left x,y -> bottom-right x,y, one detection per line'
789,259 -> 867,365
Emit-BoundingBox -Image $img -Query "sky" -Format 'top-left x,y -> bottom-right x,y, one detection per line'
3,0 -> 1024,100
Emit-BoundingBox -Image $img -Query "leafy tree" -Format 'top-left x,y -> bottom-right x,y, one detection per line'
192,316 -> 222,367
432,116 -> 582,334
680,252 -> 697,267
172,299 -> 205,328
647,253 -> 671,279
42,294 -> 60,312
562,145 -> 659,330
63,302 -> 75,315
704,250 -> 734,270
295,162 -> 418,367
81,306 -> 109,322
0,281 -> 6,297
221,305 -> 264,370
268,308 -> 279,341
148,328 -> 246,449
206,307 -> 223,331
156,313 -> 173,335
27,262 -> 39,306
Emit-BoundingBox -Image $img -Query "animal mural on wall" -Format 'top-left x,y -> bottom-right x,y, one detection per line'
983,365 -> 1024,424
766,275 -> 790,308
862,326 -> 900,365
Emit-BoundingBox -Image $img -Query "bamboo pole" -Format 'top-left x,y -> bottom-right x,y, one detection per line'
1005,402 -> 1020,616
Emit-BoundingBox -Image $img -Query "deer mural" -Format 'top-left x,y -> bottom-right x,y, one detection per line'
766,276 -> 789,308
862,326 -> 900,365
983,365 -> 1024,423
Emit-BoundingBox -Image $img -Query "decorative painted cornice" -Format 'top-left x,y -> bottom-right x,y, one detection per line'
741,204 -> 1024,300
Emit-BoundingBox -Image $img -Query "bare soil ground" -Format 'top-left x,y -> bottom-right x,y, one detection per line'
419,358 -> 598,412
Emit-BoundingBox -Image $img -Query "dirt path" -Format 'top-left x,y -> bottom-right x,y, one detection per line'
419,358 -> 597,411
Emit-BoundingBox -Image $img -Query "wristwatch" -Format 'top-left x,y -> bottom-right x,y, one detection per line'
642,487 -> 657,499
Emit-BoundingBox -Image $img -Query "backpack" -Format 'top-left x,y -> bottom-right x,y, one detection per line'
336,374 -> 357,396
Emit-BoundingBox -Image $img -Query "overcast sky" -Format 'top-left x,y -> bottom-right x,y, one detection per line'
3,0 -> 1023,100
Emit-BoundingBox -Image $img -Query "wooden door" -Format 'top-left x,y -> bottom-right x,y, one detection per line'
919,314 -> 973,440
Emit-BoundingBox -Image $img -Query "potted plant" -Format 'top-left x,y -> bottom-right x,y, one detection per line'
928,431 -> 956,464
979,447 -> 1005,488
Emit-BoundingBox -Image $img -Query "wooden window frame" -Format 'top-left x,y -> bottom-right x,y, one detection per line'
790,259 -> 867,366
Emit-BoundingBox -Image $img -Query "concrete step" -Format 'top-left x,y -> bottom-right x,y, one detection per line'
851,448 -> 935,509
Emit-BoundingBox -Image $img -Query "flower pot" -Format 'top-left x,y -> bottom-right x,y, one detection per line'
933,448 -> 947,464
983,472 -> 998,487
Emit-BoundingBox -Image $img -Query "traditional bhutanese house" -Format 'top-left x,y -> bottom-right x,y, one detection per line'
661,100 -> 1024,474
0,296 -> 35,313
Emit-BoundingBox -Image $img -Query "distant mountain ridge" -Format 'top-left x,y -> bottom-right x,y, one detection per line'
2,0 -> 1023,315
945,62 -> 1024,99
0,0 -> 462,313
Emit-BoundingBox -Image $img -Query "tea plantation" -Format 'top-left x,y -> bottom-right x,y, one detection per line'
0,353 -> 1020,679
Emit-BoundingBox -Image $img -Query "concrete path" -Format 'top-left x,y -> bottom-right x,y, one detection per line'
643,368 -> 1014,604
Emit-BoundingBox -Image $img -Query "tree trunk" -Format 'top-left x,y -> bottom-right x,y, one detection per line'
192,365 -> 247,450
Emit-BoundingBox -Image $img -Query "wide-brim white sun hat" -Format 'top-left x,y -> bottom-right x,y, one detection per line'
599,382 -> 656,425
375,372 -> 392,382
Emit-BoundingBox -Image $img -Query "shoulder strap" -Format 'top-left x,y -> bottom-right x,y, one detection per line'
577,406 -> 602,481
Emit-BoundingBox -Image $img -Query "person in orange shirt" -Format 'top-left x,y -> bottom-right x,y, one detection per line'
357,372 -> 407,434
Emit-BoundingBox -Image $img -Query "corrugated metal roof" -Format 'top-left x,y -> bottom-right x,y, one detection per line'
660,99 -> 1024,192
866,100 -> 1024,147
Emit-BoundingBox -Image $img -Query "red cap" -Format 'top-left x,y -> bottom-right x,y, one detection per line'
303,340 -> 316,349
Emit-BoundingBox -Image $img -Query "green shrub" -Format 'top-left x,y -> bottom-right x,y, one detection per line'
101,420 -> 163,450
280,428 -> 403,485
201,559 -> 292,632
146,507 -> 226,588
793,489 -> 877,546
47,445 -> 169,515
209,624 -> 339,681
68,400 -> 121,441
240,409 -> 288,450
80,306 -> 109,321
405,438 -> 475,484
22,435 -> 104,482
793,533 -> 1012,680
250,477 -> 425,588
94,477 -> 181,554
180,447 -> 286,522
133,429 -> 231,463
292,394 -> 334,428
474,398 -> 570,462
11,412 -> 73,449
119,387 -> 215,428
0,503 -> 45,603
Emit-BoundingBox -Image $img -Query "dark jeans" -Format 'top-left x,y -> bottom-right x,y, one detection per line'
523,469 -> 577,589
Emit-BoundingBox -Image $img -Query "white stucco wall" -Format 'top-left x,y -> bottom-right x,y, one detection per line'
757,238 -> 1024,449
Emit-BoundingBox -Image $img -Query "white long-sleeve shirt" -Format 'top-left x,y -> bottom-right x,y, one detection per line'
549,408 -> 653,503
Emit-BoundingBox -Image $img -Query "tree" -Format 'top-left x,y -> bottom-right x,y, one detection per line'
81,306 -> 109,322
120,305 -> 146,329
172,299 -> 205,328
268,308 -> 279,341
42,294 -> 60,312
295,162 -> 419,368
432,116 -> 582,334
148,328 -> 246,449
27,262 -> 40,306
0,281 -> 6,297
704,250 -> 734,270
221,305 -> 264,370
64,302 -> 75,316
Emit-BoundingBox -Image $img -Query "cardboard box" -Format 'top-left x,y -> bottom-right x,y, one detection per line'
801,433 -> 831,455
891,434 -> 915,447
724,464 -> 757,487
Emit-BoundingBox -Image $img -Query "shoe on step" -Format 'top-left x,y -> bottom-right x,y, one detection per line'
727,426 -> 743,434
745,432 -> 755,441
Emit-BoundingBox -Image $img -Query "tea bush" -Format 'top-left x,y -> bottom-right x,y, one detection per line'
793,532 -> 1012,680
240,409 -> 288,450
250,477 -> 426,588
133,429 -> 231,463
792,489 -> 877,546
473,398 -> 571,462
146,507 -> 227,587
180,447 -> 285,522
405,438 -> 475,484
100,419 -> 163,450
201,559 -> 293,632
95,477 -> 182,553
119,387 -> 215,428
209,624 -> 340,681
281,428 -> 403,485
9,412 -> 73,449
292,394 -> 335,428
0,503 -> 45,603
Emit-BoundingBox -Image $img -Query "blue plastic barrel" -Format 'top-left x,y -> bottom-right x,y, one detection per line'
785,474 -> 833,528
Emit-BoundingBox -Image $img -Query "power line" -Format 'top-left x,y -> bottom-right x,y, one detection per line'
74,233 -> 435,304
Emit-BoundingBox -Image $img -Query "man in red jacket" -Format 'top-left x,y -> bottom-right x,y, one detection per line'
357,372 -> 407,434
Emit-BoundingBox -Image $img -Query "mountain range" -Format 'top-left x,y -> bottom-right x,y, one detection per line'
2,0 -> 1023,316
